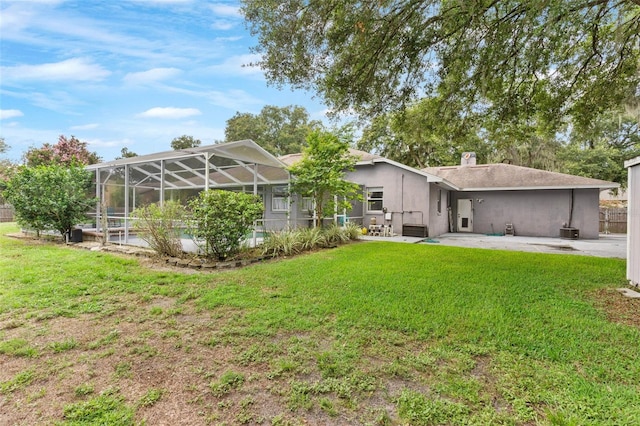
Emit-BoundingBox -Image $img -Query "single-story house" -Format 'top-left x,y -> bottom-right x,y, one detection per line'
87,141 -> 618,243
625,156 -> 639,286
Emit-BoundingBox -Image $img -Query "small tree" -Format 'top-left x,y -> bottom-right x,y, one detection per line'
24,135 -> 100,167
188,190 -> 263,260
171,135 -> 201,150
131,201 -> 186,257
288,130 -> 361,227
4,165 -> 96,238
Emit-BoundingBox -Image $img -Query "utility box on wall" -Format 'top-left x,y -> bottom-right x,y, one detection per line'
402,224 -> 428,238
560,227 -> 579,239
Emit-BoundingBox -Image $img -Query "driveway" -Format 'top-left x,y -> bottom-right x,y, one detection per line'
362,233 -> 627,259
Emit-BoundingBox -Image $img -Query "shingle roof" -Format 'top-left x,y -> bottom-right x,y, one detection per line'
422,163 -> 619,191
279,148 -> 382,166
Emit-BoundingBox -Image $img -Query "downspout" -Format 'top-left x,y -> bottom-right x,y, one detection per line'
568,189 -> 575,228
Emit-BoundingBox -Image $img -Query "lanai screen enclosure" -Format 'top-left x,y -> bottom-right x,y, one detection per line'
86,140 -> 289,245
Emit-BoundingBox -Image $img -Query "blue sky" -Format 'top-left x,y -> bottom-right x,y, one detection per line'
0,0 -> 330,162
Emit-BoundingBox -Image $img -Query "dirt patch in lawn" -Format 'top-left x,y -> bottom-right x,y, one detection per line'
592,288 -> 640,329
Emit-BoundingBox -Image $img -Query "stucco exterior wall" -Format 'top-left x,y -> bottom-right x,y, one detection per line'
450,189 -> 601,238
429,185 -> 451,236
347,163 -> 432,235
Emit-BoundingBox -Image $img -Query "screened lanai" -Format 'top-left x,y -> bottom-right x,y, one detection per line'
85,140 -> 290,245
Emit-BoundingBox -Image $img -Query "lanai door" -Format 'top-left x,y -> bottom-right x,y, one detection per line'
457,199 -> 473,232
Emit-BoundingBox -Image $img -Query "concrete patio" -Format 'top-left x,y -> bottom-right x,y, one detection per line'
361,232 -> 627,259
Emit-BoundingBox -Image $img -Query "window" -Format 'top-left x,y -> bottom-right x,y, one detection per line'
300,197 -> 315,216
271,186 -> 289,212
366,187 -> 383,212
437,189 -> 442,214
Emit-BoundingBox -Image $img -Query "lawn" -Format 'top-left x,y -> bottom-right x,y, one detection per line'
0,222 -> 638,425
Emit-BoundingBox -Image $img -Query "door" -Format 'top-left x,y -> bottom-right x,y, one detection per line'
457,199 -> 473,232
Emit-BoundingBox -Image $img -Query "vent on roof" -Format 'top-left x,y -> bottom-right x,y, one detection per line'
461,152 -> 476,166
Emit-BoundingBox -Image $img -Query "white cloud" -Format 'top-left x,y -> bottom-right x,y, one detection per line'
123,68 -> 182,85
1,58 -> 111,83
0,109 -> 24,120
70,123 -> 99,130
137,107 -> 201,119
210,3 -> 242,18
211,20 -> 234,30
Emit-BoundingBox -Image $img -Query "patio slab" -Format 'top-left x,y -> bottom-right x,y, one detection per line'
362,232 -> 626,259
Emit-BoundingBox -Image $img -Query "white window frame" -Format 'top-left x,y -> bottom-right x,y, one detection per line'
271,185 -> 289,212
366,187 -> 384,213
300,197 -> 315,216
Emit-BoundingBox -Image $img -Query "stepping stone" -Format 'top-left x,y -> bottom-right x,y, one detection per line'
616,288 -> 640,299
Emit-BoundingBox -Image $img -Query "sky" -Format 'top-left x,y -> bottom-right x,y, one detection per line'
0,0 -> 331,162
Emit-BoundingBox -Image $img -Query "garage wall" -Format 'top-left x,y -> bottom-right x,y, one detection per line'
450,189 -> 601,238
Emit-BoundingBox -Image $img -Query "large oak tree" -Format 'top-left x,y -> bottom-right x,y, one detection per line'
242,0 -> 640,130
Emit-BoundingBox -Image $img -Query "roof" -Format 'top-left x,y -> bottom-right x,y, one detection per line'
422,163 -> 619,191
278,148 -> 382,166
280,148 -> 450,186
87,139 -> 286,170
625,156 -> 640,168
87,140 -> 288,189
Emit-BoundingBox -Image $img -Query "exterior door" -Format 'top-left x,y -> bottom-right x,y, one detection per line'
457,199 -> 473,232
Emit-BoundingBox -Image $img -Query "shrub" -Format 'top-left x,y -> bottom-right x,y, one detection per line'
262,230 -> 303,257
343,222 -> 362,241
188,190 -> 263,260
131,201 -> 186,258
323,224 -> 350,246
298,227 -> 326,251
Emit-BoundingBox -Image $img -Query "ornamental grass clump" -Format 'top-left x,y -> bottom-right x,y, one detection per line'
131,200 -> 186,258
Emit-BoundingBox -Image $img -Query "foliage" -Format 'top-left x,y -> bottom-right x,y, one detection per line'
261,223 -> 359,257
116,147 -> 138,159
0,137 -> 8,154
24,135 -> 100,167
62,388 -> 135,426
131,201 -> 187,257
288,129 -> 362,227
187,190 -> 263,260
242,0 -> 640,131
225,105 -> 323,156
3,164 -> 96,237
358,96 -> 487,168
170,135 -> 201,150
559,111 -> 640,189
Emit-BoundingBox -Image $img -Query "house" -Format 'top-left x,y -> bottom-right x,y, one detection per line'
625,156 -> 640,286
423,160 -> 619,239
86,141 -> 619,244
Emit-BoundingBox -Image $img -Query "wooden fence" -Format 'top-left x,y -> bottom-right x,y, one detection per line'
599,207 -> 627,234
0,204 -> 15,223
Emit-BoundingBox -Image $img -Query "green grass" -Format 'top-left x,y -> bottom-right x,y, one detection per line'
0,222 -> 639,424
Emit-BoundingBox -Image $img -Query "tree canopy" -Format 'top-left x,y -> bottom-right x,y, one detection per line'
242,0 -> 640,129
24,135 -> 100,167
225,105 -> 323,156
171,135 -> 202,150
4,165 -> 96,238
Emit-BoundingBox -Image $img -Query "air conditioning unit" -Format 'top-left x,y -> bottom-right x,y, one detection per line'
560,227 -> 579,239
402,224 -> 428,238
